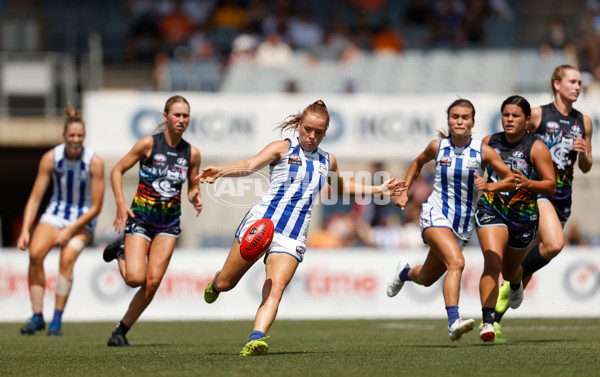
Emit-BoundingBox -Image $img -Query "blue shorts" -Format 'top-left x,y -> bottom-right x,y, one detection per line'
538,195 -> 571,224
475,206 -> 537,250
125,216 -> 181,241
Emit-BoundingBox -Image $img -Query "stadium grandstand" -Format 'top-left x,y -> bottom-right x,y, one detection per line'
1,0 -> 599,251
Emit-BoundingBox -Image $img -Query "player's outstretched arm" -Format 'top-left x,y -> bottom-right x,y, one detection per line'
197,140 -> 289,183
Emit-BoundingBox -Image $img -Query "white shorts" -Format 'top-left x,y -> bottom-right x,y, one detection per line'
420,202 -> 471,251
235,212 -> 306,263
40,213 -> 95,234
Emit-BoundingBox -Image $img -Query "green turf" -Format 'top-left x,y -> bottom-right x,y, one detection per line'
1,318 -> 599,377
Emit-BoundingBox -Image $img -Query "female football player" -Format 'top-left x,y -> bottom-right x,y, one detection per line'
18,104 -> 105,336
386,98 -> 515,341
494,65 -> 593,333
198,100 -> 406,356
102,95 -> 202,346
476,95 -> 555,342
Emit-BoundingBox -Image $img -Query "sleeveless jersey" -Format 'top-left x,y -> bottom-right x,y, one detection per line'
479,132 -> 539,229
44,143 -> 96,223
427,138 -> 484,235
535,103 -> 585,200
250,138 -> 330,243
130,133 -> 191,229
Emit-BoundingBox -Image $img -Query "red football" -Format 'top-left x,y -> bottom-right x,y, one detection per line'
240,218 -> 274,261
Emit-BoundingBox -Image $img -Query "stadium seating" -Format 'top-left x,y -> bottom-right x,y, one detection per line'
159,60 -> 221,92
216,48 -> 573,94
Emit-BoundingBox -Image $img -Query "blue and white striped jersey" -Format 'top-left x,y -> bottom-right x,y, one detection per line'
43,143 -> 96,223
427,138 -> 484,235
250,138 -> 330,243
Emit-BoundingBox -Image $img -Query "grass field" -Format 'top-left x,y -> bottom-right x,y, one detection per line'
1,318 -> 599,377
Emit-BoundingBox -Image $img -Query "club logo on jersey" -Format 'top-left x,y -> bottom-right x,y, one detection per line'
319,163 -> 328,175
440,156 -> 452,167
550,137 -> 574,170
152,177 -> 179,198
154,153 -> 167,165
288,154 -> 302,166
467,158 -> 479,168
546,121 -> 560,131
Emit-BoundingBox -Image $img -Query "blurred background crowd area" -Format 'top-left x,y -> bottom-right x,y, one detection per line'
0,0 -> 599,250
1,0 -> 600,94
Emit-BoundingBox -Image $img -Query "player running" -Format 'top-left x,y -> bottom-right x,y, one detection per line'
387,98 -> 515,341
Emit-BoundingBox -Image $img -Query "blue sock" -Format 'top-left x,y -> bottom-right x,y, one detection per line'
33,313 -> 43,321
249,330 -> 265,341
399,267 -> 410,282
52,309 -> 63,324
446,306 -> 460,327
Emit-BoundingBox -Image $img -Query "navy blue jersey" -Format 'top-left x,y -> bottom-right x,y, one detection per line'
479,132 -> 539,230
130,133 -> 191,230
535,103 -> 585,200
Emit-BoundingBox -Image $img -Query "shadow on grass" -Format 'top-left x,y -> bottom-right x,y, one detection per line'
106,343 -> 188,347
266,351 -> 325,356
205,351 -> 325,356
498,338 -> 575,344
400,345 -> 457,349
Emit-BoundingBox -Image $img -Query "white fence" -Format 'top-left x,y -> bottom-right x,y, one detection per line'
1,247 -> 598,322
